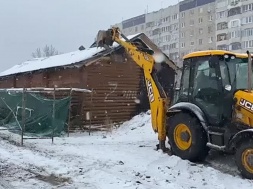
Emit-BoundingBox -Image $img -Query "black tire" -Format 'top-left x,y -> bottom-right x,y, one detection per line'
235,140 -> 253,179
167,112 -> 209,162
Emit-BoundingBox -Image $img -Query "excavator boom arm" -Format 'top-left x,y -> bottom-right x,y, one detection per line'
96,27 -> 169,149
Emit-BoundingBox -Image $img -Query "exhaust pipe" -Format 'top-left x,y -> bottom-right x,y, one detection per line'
247,50 -> 252,92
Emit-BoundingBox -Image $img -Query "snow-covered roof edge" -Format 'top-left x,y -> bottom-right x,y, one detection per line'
0,33 -> 142,77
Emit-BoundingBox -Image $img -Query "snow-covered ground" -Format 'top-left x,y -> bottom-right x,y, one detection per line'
0,111 -> 252,189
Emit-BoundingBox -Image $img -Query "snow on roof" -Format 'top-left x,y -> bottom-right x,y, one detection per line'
0,33 -> 141,77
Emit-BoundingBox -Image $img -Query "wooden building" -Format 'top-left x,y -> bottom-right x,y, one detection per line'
0,33 -> 178,131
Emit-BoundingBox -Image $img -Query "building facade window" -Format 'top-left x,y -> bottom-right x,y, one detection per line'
170,43 -> 178,49
230,20 -> 240,27
242,16 -> 253,24
146,22 -> 154,28
152,28 -> 160,36
181,32 -> 185,38
242,28 -> 253,37
228,30 -> 240,38
162,45 -> 169,51
172,14 -> 178,20
199,17 -> 203,23
199,39 -> 203,45
229,0 -> 240,6
216,11 -> 227,19
242,3 -> 253,13
199,28 -> 203,34
217,22 -> 228,30
242,40 -> 253,48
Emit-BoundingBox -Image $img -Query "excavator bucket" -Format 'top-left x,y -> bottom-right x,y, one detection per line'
96,29 -> 114,49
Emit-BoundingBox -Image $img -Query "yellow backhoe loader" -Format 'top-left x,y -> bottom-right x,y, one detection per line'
96,27 -> 253,179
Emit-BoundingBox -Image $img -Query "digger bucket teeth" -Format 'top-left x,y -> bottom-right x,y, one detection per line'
96,29 -> 114,48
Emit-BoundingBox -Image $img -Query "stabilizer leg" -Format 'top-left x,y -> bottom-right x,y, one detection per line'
156,140 -> 172,155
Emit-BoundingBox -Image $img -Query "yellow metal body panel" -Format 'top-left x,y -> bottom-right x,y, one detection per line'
183,50 -> 247,60
234,90 -> 253,128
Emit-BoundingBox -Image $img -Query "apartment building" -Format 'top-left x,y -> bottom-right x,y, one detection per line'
145,4 -> 180,62
179,0 -> 216,67
216,0 -> 253,52
241,0 -> 253,52
114,14 -> 146,36
114,5 -> 180,63
114,0 -> 218,68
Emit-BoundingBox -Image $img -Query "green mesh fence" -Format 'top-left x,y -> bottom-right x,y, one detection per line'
0,90 -> 71,137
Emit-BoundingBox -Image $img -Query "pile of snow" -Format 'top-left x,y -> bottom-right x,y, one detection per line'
0,112 -> 252,188
0,33 -> 141,77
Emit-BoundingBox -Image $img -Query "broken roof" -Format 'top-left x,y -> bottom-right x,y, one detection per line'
0,33 -> 178,77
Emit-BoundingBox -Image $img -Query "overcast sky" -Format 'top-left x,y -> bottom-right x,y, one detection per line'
0,0 -> 179,72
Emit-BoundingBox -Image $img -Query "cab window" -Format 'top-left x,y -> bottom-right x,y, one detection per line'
179,64 -> 190,101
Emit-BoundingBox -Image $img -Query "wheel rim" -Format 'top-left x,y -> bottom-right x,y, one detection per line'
173,123 -> 192,150
242,149 -> 253,174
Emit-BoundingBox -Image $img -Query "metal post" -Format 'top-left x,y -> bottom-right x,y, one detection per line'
67,88 -> 72,137
21,88 -> 26,146
89,90 -> 93,136
51,87 -> 56,144
247,50 -> 252,92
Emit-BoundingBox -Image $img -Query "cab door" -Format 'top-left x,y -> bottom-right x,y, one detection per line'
190,56 -> 223,126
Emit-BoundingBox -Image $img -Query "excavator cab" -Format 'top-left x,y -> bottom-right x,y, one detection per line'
168,50 -> 253,179
175,51 -> 249,126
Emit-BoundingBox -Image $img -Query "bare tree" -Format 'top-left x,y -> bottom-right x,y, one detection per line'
32,45 -> 59,58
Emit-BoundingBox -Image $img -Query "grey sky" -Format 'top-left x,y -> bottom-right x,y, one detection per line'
0,0 -> 178,72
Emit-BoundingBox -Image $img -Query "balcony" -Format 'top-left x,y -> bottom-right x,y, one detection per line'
152,28 -> 161,36
229,42 -> 242,50
217,33 -> 228,42
217,22 -> 228,30
228,7 -> 241,17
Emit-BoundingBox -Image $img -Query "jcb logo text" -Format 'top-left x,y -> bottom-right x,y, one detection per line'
146,79 -> 154,103
239,98 -> 253,112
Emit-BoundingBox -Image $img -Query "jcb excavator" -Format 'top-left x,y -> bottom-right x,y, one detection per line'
96,27 -> 253,179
